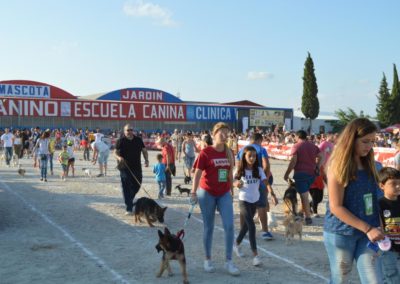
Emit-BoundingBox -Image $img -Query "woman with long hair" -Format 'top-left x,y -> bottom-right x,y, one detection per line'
324,118 -> 384,283
33,130 -> 51,182
191,122 -> 240,276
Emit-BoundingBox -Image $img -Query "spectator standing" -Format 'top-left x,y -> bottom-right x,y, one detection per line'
157,137 -> 175,196
114,123 -> 149,215
1,127 -> 14,167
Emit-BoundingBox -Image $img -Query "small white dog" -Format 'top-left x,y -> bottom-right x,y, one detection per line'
82,168 -> 92,178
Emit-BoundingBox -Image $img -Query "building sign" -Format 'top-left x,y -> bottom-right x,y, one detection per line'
249,109 -> 284,126
0,98 -> 186,121
0,80 -> 76,100
186,105 -> 237,122
97,88 -> 183,103
0,84 -> 50,98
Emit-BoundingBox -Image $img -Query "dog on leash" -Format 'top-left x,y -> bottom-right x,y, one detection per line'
133,197 -> 167,227
175,185 -> 191,196
18,164 -> 26,176
282,215 -> 303,244
82,168 -> 92,178
156,227 -> 189,284
183,174 -> 191,185
283,179 -> 298,216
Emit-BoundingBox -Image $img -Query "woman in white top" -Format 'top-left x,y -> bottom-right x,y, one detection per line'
33,131 -> 50,181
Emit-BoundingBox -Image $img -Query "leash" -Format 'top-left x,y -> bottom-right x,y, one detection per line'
121,160 -> 153,199
176,198 -> 197,240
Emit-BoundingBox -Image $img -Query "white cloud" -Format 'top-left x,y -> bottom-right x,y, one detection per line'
123,0 -> 178,27
247,71 -> 273,80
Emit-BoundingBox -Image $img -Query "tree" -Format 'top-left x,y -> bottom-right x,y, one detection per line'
301,52 -> 319,134
376,73 -> 392,127
391,64 -> 400,123
329,108 -> 371,132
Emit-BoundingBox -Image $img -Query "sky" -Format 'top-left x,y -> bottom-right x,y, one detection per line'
1,0 -> 400,117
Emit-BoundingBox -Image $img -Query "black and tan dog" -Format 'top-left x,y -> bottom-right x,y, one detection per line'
283,179 -> 298,216
156,227 -> 189,284
133,197 -> 167,227
183,174 -> 191,185
175,185 -> 191,196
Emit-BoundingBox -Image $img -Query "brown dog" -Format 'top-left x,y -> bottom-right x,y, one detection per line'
156,227 -> 189,284
283,179 -> 298,216
133,197 -> 167,227
282,215 -> 303,245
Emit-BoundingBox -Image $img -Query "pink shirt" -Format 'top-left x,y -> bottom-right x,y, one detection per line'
319,140 -> 334,167
291,140 -> 320,175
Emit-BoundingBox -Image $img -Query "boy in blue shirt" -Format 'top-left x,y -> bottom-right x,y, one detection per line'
153,153 -> 167,199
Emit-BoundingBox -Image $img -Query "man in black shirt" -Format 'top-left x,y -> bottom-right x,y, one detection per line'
115,124 -> 149,215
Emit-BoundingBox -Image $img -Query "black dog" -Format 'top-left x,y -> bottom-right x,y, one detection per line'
175,185 -> 191,196
283,179 -> 298,216
183,175 -> 191,185
156,227 -> 189,284
133,197 -> 167,227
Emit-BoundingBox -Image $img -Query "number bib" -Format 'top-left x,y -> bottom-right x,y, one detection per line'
218,169 -> 228,182
363,193 -> 373,216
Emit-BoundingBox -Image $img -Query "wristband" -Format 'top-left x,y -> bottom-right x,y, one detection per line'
365,226 -> 373,234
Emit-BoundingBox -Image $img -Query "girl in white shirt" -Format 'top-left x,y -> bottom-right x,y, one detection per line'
33,131 -> 50,181
233,146 -> 276,266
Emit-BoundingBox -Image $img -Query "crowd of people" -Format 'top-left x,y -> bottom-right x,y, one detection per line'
1,120 -> 400,283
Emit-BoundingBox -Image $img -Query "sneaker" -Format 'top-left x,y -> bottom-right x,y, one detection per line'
233,245 -> 244,258
313,213 -> 321,218
224,260 -> 240,276
203,260 -> 216,273
96,173 -> 104,177
305,217 -> 313,225
261,231 -> 274,240
253,255 -> 262,266
40,178 -> 43,181
125,211 -> 134,216
44,179 -> 47,182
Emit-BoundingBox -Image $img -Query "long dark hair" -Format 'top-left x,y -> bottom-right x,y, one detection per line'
235,146 -> 260,180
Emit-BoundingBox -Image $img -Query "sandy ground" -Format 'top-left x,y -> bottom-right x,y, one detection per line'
0,150 -> 361,284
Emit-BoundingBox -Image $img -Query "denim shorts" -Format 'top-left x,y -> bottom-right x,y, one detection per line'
256,185 -> 267,208
98,150 -> 109,165
293,172 -> 315,194
184,156 -> 195,169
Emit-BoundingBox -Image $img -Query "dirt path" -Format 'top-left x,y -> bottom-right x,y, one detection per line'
0,151 -> 360,283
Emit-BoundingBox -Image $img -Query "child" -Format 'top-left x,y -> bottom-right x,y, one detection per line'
66,141 -> 75,177
233,146 -> 278,266
58,145 -> 69,181
153,153 -> 166,199
378,167 -> 400,284
309,165 -> 325,218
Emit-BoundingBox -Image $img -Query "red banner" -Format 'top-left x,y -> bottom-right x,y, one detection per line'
0,98 -> 186,121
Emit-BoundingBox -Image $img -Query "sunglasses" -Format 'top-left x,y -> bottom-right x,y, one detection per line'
125,129 -> 133,132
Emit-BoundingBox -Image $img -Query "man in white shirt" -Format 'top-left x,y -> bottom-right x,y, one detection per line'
91,140 -> 110,177
1,128 -> 15,166
94,128 -> 104,143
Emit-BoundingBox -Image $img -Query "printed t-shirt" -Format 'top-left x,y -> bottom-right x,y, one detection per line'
193,147 -> 231,196
319,140 -> 334,167
237,167 -> 267,203
379,196 -> 400,253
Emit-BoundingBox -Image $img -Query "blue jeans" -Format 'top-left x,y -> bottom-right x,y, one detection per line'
197,188 -> 234,261
381,250 -> 400,284
158,181 -> 166,197
40,154 -> 48,179
323,231 -> 383,284
48,153 -> 54,173
4,147 -> 13,165
120,169 -> 141,212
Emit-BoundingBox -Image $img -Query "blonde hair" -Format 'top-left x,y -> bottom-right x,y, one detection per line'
329,118 -> 378,187
212,122 -> 230,136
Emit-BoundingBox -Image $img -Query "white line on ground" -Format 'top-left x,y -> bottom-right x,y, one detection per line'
0,180 -> 135,284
